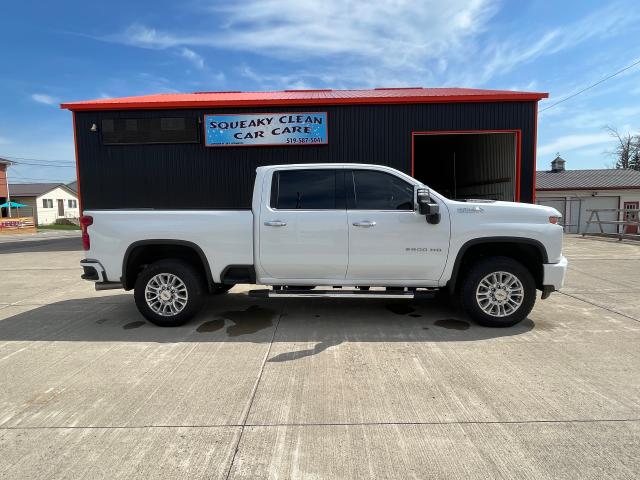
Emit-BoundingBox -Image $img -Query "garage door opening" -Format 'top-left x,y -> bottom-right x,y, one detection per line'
412,131 -> 520,201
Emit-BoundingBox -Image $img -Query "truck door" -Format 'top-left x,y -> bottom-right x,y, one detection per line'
259,168 -> 348,280
345,169 -> 450,282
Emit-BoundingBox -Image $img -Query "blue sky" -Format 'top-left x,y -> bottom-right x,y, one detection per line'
1,0 -> 639,184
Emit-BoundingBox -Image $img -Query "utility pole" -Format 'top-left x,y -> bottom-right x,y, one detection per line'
3,161 -> 11,218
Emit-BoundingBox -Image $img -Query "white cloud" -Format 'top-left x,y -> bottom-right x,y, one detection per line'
180,47 -> 205,69
110,23 -> 179,49
103,0 -> 500,87
96,0 -> 639,90
553,105 -> 640,130
460,3 -> 640,86
113,1 -> 497,63
539,132 -> 612,156
31,93 -> 59,106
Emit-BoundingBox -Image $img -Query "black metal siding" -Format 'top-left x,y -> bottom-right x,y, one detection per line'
74,102 -> 537,209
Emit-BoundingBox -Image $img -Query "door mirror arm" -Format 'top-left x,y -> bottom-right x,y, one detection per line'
416,187 -> 441,224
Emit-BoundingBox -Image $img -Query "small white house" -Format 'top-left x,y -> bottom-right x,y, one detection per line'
8,183 -> 80,225
536,156 -> 640,234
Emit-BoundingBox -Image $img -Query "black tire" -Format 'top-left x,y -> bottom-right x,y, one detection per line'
434,288 -> 453,307
211,284 -> 234,295
134,259 -> 205,327
460,256 -> 536,327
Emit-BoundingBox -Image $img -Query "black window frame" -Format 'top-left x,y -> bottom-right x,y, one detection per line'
101,117 -> 200,146
347,169 -> 416,211
270,169 -> 345,210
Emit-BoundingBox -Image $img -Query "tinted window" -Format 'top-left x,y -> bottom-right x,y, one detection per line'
271,170 -> 338,209
349,170 -> 414,210
101,117 -> 199,145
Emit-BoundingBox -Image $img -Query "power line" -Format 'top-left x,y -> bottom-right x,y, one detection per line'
540,57 -> 640,112
9,170 -> 74,183
0,154 -> 74,165
11,160 -> 75,168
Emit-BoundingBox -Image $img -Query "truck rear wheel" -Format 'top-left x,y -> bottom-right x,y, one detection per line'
134,259 -> 205,327
460,256 -> 535,327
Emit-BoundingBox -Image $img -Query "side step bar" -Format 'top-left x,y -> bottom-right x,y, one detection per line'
248,288 -> 437,299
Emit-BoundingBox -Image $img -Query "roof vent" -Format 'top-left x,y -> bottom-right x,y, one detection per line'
283,89 -> 333,92
193,91 -> 242,94
374,87 -> 423,90
551,154 -> 566,172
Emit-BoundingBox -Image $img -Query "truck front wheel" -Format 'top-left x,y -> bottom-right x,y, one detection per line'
134,259 -> 205,327
460,256 -> 536,327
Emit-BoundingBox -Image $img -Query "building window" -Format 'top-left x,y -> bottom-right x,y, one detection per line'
68,199 -> 77,208
101,117 -> 199,145
42,199 -> 53,208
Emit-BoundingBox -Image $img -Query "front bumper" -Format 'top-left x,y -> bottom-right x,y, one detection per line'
542,255 -> 568,291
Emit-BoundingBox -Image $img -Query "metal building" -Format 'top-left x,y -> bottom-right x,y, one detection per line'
536,156 -> 640,234
61,88 -> 548,210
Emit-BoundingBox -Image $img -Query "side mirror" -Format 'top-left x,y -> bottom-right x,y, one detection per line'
416,187 -> 441,224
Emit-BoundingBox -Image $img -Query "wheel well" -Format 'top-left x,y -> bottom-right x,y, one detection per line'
123,242 -> 212,291
450,241 -> 544,292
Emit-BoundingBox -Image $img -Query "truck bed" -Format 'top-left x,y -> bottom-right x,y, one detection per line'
85,210 -> 254,284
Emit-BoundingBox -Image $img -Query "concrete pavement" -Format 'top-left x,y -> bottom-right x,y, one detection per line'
0,235 -> 638,479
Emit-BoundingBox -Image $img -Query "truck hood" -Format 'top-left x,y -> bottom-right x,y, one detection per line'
446,199 -> 561,224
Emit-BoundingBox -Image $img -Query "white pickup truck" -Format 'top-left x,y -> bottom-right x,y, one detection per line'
80,163 -> 567,328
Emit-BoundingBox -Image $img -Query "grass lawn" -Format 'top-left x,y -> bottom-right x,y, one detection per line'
38,223 -> 81,231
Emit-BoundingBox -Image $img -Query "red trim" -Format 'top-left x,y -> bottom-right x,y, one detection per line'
537,186 -> 640,191
411,130 -> 522,201
202,112 -> 329,148
61,92 -> 549,112
532,102 -> 539,203
72,112 -> 82,215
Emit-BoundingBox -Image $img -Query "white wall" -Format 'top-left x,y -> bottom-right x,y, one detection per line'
536,189 -> 640,234
36,187 -> 79,225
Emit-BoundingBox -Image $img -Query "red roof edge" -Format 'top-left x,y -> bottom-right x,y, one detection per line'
61,90 -> 549,111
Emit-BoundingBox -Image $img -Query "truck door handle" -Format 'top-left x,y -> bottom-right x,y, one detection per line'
264,220 -> 287,227
352,220 -> 376,228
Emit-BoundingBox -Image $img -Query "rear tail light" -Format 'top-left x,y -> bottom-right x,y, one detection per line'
549,216 -> 560,225
80,215 -> 93,250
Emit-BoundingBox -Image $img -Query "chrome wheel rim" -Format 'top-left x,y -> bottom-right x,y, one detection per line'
145,273 -> 188,316
475,271 -> 524,318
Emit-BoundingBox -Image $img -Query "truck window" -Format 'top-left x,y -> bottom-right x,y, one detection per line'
271,170 -> 340,210
348,170 -> 414,210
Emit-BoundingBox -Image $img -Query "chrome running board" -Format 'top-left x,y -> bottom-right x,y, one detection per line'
248,288 -> 437,299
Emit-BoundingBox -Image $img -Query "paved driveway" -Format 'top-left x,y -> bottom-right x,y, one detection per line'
0,235 -> 638,479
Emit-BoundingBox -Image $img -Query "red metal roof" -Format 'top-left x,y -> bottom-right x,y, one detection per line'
60,87 -> 548,111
